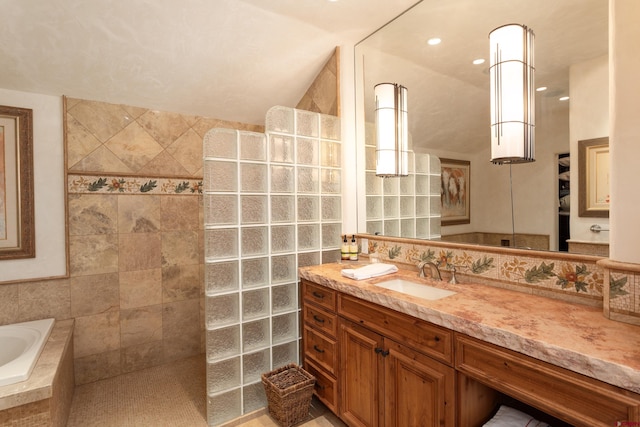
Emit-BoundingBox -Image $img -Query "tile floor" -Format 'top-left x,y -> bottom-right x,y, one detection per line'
67,355 -> 345,427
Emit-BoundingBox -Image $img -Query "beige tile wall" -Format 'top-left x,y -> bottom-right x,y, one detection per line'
66,192 -> 198,383
63,97 -> 267,384
296,47 -> 339,117
66,97 -> 263,176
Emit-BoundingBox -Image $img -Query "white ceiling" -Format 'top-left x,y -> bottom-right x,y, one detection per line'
1,0 -> 417,125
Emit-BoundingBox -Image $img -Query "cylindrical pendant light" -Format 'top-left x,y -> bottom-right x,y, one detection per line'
374,83 -> 408,177
489,24 -> 535,164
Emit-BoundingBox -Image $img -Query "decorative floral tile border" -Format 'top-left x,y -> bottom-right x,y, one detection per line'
609,271 -> 633,311
595,259 -> 640,324
68,174 -> 203,195
368,240 -> 499,278
364,236 -> 605,299
497,254 -> 604,297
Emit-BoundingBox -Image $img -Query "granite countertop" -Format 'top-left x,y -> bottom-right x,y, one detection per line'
299,262 -> 640,395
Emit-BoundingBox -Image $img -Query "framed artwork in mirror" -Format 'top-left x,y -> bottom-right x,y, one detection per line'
0,105 -> 35,260
440,158 -> 470,225
578,137 -> 609,218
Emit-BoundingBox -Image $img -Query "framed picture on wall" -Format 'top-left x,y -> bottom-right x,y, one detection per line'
578,137 -> 609,218
0,105 -> 35,260
440,158 -> 470,225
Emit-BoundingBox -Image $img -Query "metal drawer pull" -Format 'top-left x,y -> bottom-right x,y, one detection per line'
313,345 -> 325,353
312,291 -> 325,299
313,315 -> 325,323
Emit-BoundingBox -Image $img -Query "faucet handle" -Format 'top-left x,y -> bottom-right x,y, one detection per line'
449,265 -> 459,284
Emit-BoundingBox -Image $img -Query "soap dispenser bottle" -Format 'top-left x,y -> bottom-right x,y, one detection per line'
349,235 -> 358,261
341,235 -> 350,261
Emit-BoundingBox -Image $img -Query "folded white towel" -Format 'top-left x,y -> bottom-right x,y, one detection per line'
341,263 -> 398,280
483,405 -> 550,427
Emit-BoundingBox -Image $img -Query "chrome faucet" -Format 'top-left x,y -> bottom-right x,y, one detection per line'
417,261 -> 442,281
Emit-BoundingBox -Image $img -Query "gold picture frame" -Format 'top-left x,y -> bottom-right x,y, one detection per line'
578,137 -> 609,218
0,105 -> 35,259
440,158 -> 470,225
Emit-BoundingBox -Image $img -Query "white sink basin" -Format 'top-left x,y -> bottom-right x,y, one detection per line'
374,279 -> 456,301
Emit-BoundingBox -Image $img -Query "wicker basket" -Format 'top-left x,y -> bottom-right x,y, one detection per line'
261,363 -> 316,427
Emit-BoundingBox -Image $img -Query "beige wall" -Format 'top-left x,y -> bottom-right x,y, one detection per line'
610,0 -> 640,263
0,88 -> 67,283
570,55 -> 609,243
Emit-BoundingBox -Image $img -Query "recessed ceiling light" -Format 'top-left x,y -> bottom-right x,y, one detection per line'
472,59 -> 485,65
427,38 -> 441,45
559,96 -> 570,101
536,86 -> 547,92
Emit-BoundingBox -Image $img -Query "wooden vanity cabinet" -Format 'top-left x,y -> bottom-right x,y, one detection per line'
338,294 -> 455,427
301,278 -> 640,427
456,333 -> 640,426
301,280 -> 339,413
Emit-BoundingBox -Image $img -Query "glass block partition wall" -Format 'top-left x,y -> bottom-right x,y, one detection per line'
364,130 -> 441,239
203,106 -> 342,425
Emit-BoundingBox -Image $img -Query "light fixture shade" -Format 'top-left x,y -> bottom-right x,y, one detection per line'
374,83 -> 408,177
489,24 -> 535,164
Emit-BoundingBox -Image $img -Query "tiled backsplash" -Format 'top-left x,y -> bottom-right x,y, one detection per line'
360,235 -> 640,324
600,259 -> 640,326
361,235 -> 605,304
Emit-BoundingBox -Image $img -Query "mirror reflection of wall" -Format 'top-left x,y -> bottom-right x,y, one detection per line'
356,0 -> 608,253
365,123 -> 442,239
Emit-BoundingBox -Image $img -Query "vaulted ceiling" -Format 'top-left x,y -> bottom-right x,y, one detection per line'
1,0 -> 417,125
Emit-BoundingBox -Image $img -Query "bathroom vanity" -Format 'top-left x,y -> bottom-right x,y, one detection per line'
300,263 -> 640,426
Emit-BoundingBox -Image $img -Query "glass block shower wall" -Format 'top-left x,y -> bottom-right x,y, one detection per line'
203,106 -> 342,425
364,129 -> 441,239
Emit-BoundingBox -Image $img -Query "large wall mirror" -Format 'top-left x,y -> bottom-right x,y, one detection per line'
355,0 -> 608,252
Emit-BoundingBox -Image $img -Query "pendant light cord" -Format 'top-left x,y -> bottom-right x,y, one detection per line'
509,163 -> 516,248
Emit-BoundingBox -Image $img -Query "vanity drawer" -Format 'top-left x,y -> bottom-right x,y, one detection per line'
304,304 -> 337,338
302,280 -> 336,312
304,358 -> 338,413
338,293 -> 453,365
303,325 -> 337,375
455,333 -> 640,426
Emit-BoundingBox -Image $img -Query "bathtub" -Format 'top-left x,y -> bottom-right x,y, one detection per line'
0,318 -> 55,387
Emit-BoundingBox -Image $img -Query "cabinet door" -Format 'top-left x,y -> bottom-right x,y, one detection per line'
384,338 -> 456,427
339,318 -> 384,427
